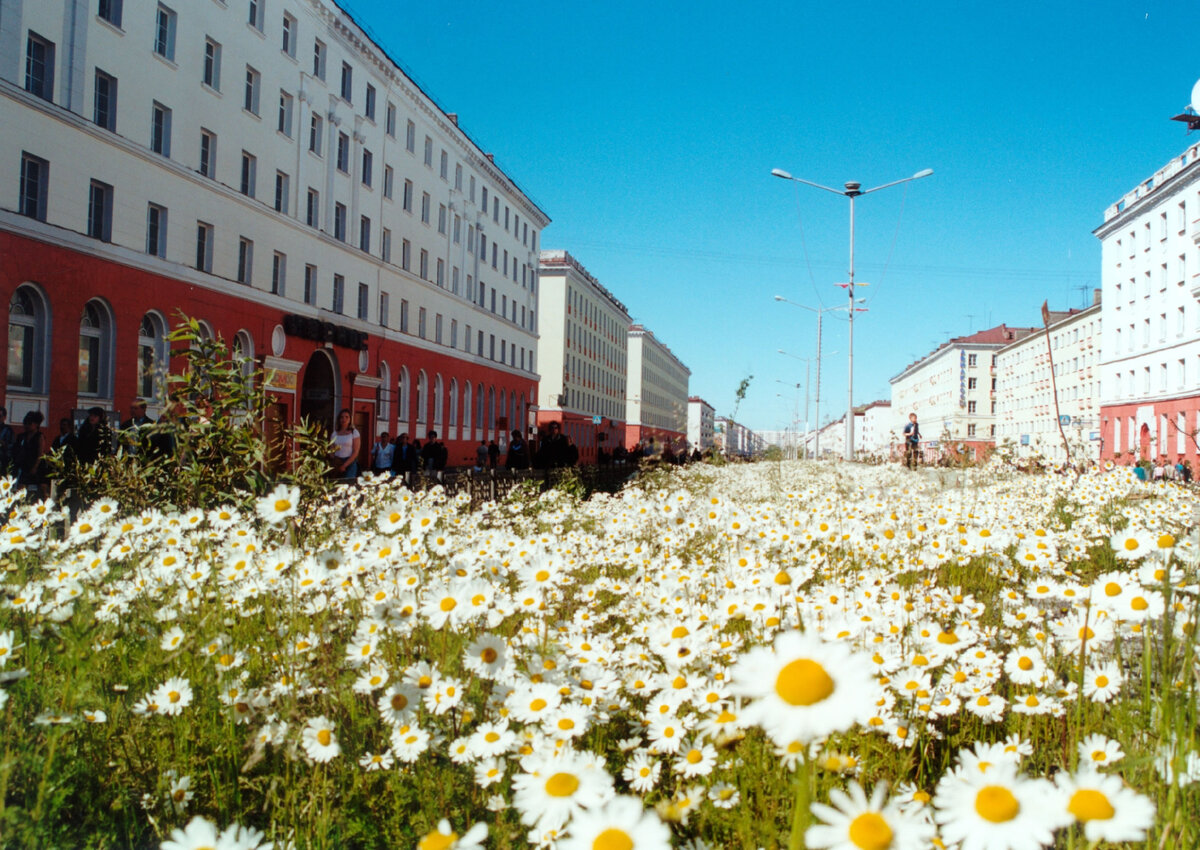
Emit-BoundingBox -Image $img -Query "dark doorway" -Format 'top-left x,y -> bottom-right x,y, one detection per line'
300,351 -> 336,434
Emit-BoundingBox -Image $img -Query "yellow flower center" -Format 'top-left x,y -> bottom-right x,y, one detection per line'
530,698 -> 548,712
440,598 -> 457,612
847,812 -> 894,850
592,828 -> 634,850
1131,597 -> 1149,611
417,829 -> 459,850
1068,789 -> 1115,822
774,658 -> 834,706
545,772 -> 580,797
1095,675 -> 1109,688
481,647 -> 498,663
1104,582 -> 1122,597
273,499 -> 291,512
974,786 -> 1020,823
1018,657 -> 1034,671
317,729 -> 332,747
686,749 -> 703,764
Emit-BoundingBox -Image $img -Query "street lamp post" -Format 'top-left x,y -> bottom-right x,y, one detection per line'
775,379 -> 802,458
772,166 -> 932,460
775,296 -> 860,458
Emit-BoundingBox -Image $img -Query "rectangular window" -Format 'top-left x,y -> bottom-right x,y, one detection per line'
361,149 -> 373,186
967,400 -> 977,413
312,39 -> 326,80
334,203 -> 347,241
402,179 -> 413,212
203,38 -> 221,89
452,266 -> 460,293
277,90 -> 293,136
365,84 -> 376,120
386,102 -> 396,136
309,113 -> 323,155
436,258 -> 444,287
421,192 -> 430,224
401,239 -> 411,271
423,135 -> 433,167
418,307 -> 427,339
199,129 -> 216,177
439,149 -> 448,180
151,102 -> 172,157
967,353 -> 977,366
400,300 -> 409,333
419,249 -> 429,280
281,13 -> 296,57
453,215 -> 461,244
195,221 -> 213,272
405,119 -> 416,153
435,313 -> 443,344
18,153 -> 48,221
146,203 -> 167,256
340,61 -> 352,101
305,188 -> 319,227
967,424 -> 976,437
359,216 -> 371,253
274,170 -> 289,213
88,180 -> 113,241
336,132 -> 349,172
271,251 -> 285,295
248,0 -> 264,30
98,0 -> 123,27
240,151 -> 256,197
454,163 -> 463,191
967,377 -> 977,389
481,186 -> 488,212
332,274 -> 344,314
237,237 -> 253,284
303,264 -> 317,305
477,330 -> 483,355
93,69 -> 117,131
381,228 -> 392,263
383,165 -> 394,199
244,66 -> 261,115
357,282 -> 368,320
450,319 -> 457,348
437,203 -> 447,234
153,6 -> 175,61
379,291 -> 389,326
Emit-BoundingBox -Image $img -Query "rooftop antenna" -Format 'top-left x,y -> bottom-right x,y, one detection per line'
1170,78 -> 1200,131
1072,284 -> 1090,308
965,313 -> 975,333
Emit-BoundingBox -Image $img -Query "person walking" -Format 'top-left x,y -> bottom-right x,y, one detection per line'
903,412 -> 921,470
371,432 -> 394,475
12,411 -> 47,497
505,430 -> 528,470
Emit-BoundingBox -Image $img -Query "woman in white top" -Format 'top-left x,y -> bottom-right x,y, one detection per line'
330,408 -> 361,481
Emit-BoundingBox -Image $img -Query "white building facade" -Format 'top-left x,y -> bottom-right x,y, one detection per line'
995,300 -> 1102,464
535,250 -> 629,462
626,324 -> 689,450
1,0 -> 546,466
890,325 -> 1035,462
687,396 -> 715,451
1096,141 -> 1200,465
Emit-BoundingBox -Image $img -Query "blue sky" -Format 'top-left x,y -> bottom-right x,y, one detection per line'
351,0 -> 1200,432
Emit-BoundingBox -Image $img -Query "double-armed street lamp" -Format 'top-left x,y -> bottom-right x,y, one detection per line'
771,166 -> 933,460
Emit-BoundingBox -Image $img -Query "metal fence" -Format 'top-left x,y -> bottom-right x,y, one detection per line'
382,465 -> 638,508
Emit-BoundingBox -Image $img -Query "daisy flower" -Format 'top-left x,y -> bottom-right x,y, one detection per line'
300,716 -> 341,763
255,484 -> 299,525
558,795 -> 672,850
511,749 -> 615,832
672,740 -> 718,778
359,750 -> 394,771
1055,768 -> 1155,843
709,782 -> 740,809
933,763 -> 1066,850
1082,661 -> 1123,703
160,626 -> 186,652
622,750 -> 662,794
1077,733 -> 1124,768
807,780 -> 935,850
151,678 -> 194,717
731,630 -> 875,746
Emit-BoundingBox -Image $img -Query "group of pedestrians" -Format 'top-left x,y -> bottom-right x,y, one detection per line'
337,409 -> 460,484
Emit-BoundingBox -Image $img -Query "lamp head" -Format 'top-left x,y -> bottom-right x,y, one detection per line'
771,168 -> 793,180
913,168 -> 934,179
773,295 -> 784,301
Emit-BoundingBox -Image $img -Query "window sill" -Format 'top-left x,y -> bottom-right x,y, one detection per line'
95,16 -> 125,35
152,53 -> 178,71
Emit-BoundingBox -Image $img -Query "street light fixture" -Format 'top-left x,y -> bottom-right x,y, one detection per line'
778,348 -> 836,459
772,166 -> 932,459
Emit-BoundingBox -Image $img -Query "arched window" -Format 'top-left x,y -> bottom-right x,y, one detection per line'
377,361 -> 392,424
78,299 -> 115,399
416,370 -> 428,426
487,386 -> 495,430
137,312 -> 169,401
196,320 -> 215,343
475,383 -> 484,433
449,379 -> 458,428
397,367 -> 410,428
8,284 -> 50,395
433,374 -> 443,427
498,389 -> 507,430
462,382 -> 472,431
233,329 -> 255,382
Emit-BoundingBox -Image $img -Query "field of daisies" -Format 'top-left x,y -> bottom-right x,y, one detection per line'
2,458 -> 1198,849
